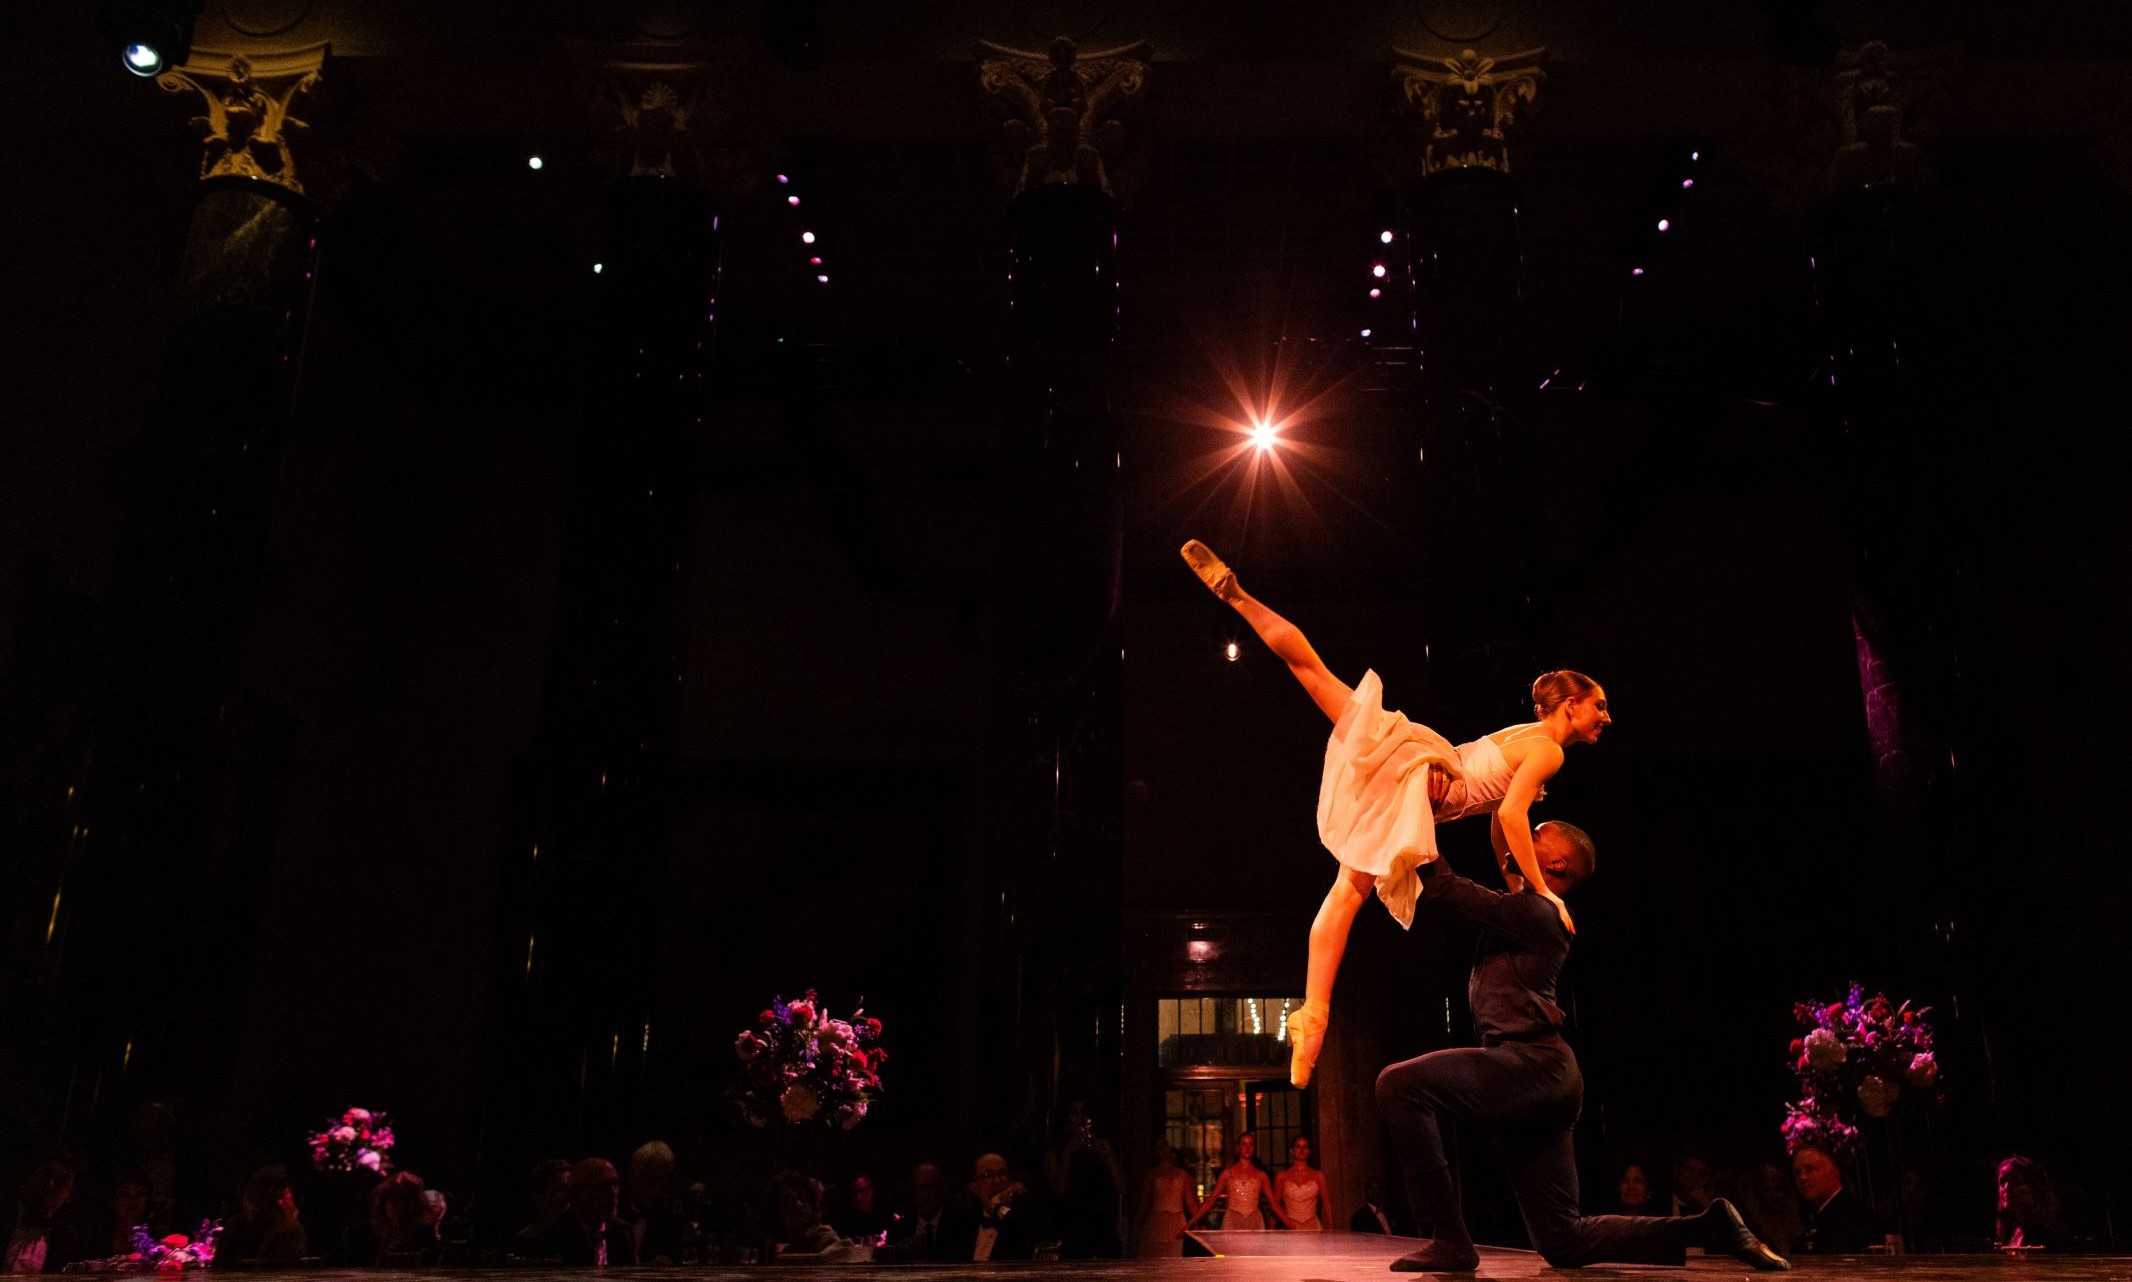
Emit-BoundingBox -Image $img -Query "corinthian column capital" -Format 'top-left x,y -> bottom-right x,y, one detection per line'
976,36 -> 1151,198
155,43 -> 328,195
1390,45 -> 1546,178
567,39 -> 745,187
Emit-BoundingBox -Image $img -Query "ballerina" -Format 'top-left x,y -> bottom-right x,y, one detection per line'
1180,539 -> 1610,1087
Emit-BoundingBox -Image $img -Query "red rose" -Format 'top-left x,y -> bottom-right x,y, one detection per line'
1825,1004 -> 1846,1022
1789,1039 -> 1805,1056
866,1017 -> 883,1038
161,1235 -> 190,1249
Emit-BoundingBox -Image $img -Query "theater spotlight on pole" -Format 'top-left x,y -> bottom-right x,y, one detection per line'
99,0 -> 202,78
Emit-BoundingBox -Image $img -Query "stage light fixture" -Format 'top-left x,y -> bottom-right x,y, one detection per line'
776,173 -> 790,184
101,0 -> 200,78
1380,230 -> 1394,244
1692,150 -> 1700,161
1249,421 -> 1277,452
1632,267 -> 1645,276
1223,642 -> 1241,663
1657,218 -> 1670,231
1682,178 -> 1695,189
592,263 -> 603,274
816,274 -> 829,283
801,231 -> 816,244
787,194 -> 800,206
1360,328 -> 1373,338
1369,288 -> 1381,299
1371,263 -> 1388,278
527,155 -> 544,170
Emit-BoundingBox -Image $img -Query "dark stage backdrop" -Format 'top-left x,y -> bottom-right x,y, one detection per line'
3,0 -> 2132,1252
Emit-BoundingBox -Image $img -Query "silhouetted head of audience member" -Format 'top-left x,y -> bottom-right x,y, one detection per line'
240,1163 -> 292,1219
769,1172 -> 824,1243
629,1141 -> 676,1212
19,1160 -> 76,1226
849,1175 -> 875,1216
369,1172 -> 428,1252
1791,1146 -> 1842,1206
906,1162 -> 945,1220
1616,1162 -> 1653,1213
568,1159 -> 621,1230
526,1159 -> 572,1230
1672,1155 -> 1715,1213
1996,1155 -> 2063,1246
112,1170 -> 152,1230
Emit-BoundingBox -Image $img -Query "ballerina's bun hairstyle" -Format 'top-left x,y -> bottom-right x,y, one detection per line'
1531,669 -> 1599,719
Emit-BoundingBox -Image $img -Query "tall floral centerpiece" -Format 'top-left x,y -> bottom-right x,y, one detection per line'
1782,984 -> 1943,1240
307,1107 -> 396,1175
733,991 -> 886,1131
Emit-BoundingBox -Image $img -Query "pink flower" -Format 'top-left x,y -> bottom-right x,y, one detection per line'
343,1108 -> 372,1127
356,1149 -> 383,1172
788,999 -> 817,1027
736,1031 -> 764,1061
1907,1052 -> 1938,1086
839,1101 -> 868,1131
330,1125 -> 358,1144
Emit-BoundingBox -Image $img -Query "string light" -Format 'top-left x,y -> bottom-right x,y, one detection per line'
527,156 -> 544,170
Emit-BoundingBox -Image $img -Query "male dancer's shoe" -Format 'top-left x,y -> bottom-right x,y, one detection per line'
1180,540 -> 1241,602
1286,999 -> 1329,1088
1702,1198 -> 1791,1271
1388,1239 -> 1480,1273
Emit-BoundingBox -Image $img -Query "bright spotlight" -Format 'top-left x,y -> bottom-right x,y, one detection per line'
1379,230 -> 1394,244
1371,263 -> 1388,278
1224,641 -> 1241,662
801,231 -> 816,244
787,195 -> 800,206
1657,218 -> 1670,232
1249,421 -> 1278,452
123,42 -> 164,74
1360,328 -> 1373,338
527,155 -> 544,170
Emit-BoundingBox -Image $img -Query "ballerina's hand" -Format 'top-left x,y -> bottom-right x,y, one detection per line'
1543,891 -> 1575,935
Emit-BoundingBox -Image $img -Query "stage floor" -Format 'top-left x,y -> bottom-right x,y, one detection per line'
214,1235 -> 2128,1282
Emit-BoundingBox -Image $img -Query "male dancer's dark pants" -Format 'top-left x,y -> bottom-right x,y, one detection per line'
1376,1036 -> 1701,1267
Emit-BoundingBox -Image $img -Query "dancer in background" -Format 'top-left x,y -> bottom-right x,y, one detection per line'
1180,539 -> 1609,1086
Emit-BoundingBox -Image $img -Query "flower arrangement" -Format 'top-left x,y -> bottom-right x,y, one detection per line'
64,1223 -> 221,1272
1782,983 -> 1941,1155
307,1106 -> 396,1175
733,990 -> 885,1130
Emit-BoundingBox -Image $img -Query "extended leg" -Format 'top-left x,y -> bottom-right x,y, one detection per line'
1289,865 -> 1375,1087
1181,541 -> 1354,722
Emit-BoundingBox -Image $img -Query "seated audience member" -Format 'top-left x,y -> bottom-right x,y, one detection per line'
5,1160 -> 77,1273
215,1163 -> 308,1263
1791,1145 -> 1877,1254
1613,1162 -> 1657,1216
624,1142 -> 685,1265
511,1159 -> 572,1258
766,1172 -> 868,1263
339,1171 -> 430,1266
1349,1177 -> 1400,1235
829,1174 -> 893,1245
940,1153 -> 1039,1262
527,1159 -> 634,1267
884,1162 -> 953,1261
1995,1155 -> 2070,1252
1737,1162 -> 1802,1256
1671,1154 -> 1717,1216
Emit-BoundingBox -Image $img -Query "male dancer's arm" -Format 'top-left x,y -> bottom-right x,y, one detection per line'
1416,858 -> 1563,951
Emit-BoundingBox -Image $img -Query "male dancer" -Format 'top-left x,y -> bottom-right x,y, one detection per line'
1375,816 -> 1789,1272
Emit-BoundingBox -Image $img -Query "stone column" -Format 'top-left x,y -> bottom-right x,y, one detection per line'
479,47 -> 726,1183
1389,46 -> 1549,731
975,35 -> 1147,1166
20,43 -> 326,1161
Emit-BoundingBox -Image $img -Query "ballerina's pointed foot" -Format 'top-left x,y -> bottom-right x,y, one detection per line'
1180,540 -> 1240,601
1287,1001 -> 1329,1088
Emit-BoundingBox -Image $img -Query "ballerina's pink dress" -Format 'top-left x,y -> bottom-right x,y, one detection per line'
1316,669 -> 1545,928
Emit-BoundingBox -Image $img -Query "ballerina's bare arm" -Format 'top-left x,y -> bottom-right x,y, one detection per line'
1185,1173 -> 1223,1227
1496,740 -> 1575,934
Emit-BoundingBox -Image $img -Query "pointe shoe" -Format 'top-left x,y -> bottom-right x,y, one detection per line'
1180,540 -> 1240,601
1702,1199 -> 1791,1271
1287,1000 -> 1329,1088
